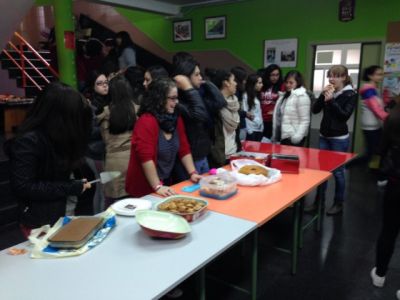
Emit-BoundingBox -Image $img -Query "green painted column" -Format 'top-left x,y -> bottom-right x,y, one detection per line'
53,0 -> 77,89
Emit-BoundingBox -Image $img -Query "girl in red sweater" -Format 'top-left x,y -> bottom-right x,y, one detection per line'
259,64 -> 284,139
125,78 -> 201,197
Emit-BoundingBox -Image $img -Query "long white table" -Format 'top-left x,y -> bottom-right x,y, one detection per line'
0,210 -> 256,300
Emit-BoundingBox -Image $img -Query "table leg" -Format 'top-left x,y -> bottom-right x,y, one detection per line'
316,185 -> 323,232
207,230 -> 258,298
298,197 -> 305,249
291,201 -> 300,275
251,229 -> 258,300
196,267 -> 206,300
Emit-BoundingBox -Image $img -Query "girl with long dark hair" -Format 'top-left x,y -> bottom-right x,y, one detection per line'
242,74 -> 264,141
84,70 -> 109,213
5,82 -> 93,232
124,66 -> 145,111
260,64 -> 284,139
143,65 -> 169,90
349,65 -> 388,172
231,66 -> 249,141
173,57 -> 212,174
115,31 -> 136,70
125,78 -> 201,197
97,75 -> 137,204
272,70 -> 311,146
210,69 -> 241,166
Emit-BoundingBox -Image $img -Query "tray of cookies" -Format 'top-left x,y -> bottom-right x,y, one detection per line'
156,196 -> 208,222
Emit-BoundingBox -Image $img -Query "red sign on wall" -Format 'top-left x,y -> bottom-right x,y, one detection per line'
64,31 -> 75,50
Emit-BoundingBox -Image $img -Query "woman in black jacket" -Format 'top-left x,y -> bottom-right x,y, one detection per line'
370,99 -> 400,291
5,82 -> 93,233
311,65 -> 357,215
173,58 -> 226,173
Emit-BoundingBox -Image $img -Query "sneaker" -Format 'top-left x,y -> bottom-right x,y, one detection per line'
370,267 -> 385,287
166,288 -> 183,298
377,180 -> 388,187
396,290 -> 400,300
326,203 -> 343,216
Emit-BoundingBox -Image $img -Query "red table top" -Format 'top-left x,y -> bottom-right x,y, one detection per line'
242,141 -> 357,172
172,168 -> 331,226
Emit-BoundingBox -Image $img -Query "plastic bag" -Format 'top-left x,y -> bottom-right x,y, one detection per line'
230,159 -> 281,186
29,209 -> 116,259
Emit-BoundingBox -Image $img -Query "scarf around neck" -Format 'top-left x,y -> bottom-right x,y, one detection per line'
154,112 -> 178,133
220,95 -> 240,133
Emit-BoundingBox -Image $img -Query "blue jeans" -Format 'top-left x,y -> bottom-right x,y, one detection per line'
194,157 -> 210,175
319,136 -> 350,203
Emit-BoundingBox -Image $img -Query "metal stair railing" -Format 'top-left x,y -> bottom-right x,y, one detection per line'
1,31 -> 59,92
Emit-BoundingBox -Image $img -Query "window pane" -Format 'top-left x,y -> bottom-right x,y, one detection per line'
349,69 -> 359,89
313,70 -> 324,92
346,49 -> 361,65
316,51 -> 333,64
332,50 -> 342,64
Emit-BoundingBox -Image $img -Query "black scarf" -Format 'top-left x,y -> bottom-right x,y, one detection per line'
154,112 -> 178,133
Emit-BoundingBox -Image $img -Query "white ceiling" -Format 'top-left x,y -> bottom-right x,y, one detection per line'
93,0 -> 245,16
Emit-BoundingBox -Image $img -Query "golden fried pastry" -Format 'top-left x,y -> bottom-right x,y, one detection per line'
158,198 -> 206,214
239,165 -> 269,177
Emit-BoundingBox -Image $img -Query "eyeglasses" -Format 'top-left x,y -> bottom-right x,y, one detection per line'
167,96 -> 179,101
95,81 -> 109,86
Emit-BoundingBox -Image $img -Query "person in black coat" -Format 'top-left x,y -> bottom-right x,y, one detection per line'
173,57 -> 225,174
4,82 -> 93,233
370,98 -> 400,290
310,65 -> 357,215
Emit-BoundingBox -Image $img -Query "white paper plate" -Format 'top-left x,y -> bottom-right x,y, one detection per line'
111,198 -> 152,216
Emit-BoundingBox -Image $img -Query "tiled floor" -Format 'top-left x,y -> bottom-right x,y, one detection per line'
1,153 -> 399,299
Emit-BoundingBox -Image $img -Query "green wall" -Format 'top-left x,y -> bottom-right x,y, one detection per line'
117,0 -> 400,73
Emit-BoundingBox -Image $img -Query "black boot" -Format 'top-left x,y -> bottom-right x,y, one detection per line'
326,203 -> 343,216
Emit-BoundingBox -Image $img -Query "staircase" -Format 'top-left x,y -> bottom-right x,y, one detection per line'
79,13 -> 173,72
0,48 -> 55,98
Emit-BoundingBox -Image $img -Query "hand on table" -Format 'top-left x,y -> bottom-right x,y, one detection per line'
190,173 -> 202,183
156,186 -> 177,197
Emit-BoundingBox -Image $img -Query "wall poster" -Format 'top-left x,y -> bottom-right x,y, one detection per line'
264,38 -> 297,68
383,43 -> 400,101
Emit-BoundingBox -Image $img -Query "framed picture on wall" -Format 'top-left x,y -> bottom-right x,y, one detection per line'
205,16 -> 226,40
173,20 -> 192,42
264,38 -> 298,67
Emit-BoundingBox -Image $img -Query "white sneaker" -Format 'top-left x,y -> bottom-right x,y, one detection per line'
377,180 -> 388,187
396,290 -> 400,300
370,267 -> 385,287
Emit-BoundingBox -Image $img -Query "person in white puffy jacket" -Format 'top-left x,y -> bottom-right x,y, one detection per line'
272,70 -> 311,146
242,74 -> 264,141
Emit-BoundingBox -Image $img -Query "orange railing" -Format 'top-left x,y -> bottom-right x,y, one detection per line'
1,32 -> 59,92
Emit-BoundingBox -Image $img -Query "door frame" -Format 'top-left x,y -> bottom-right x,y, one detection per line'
306,39 -> 385,152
